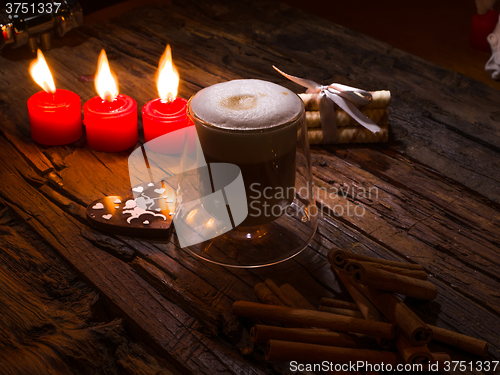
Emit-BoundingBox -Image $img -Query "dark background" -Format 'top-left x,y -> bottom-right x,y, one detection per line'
1,0 -> 499,89
80,0 -> 124,15
0,0 -> 123,15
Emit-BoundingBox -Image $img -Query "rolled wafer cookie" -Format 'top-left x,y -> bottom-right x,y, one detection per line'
299,90 -> 391,111
306,109 -> 389,128
308,125 -> 389,145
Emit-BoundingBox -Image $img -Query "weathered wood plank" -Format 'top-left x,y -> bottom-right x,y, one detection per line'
0,134 -> 266,375
0,0 -> 499,373
0,203 -> 179,375
311,151 -> 500,315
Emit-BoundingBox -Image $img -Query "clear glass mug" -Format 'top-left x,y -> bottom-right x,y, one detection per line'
172,79 -> 317,268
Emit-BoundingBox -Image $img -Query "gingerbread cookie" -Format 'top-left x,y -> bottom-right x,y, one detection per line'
86,181 -> 175,238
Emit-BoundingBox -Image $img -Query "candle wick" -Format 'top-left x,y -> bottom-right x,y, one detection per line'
104,91 -> 113,102
43,82 -> 54,95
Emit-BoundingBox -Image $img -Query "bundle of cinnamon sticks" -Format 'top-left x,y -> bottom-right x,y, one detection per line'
329,250 -> 489,359
231,253 -> 489,370
300,90 -> 390,145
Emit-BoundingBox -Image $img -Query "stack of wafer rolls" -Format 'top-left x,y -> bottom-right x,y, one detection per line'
299,90 -> 391,144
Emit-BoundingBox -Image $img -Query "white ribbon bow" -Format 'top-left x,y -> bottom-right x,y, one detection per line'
273,66 -> 381,143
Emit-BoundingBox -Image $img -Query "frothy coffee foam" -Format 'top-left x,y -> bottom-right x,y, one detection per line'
190,79 -> 302,130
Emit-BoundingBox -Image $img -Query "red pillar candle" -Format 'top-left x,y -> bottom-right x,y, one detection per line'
143,97 -> 190,142
84,50 -> 138,152
84,94 -> 137,152
28,50 -> 82,145
142,45 -> 193,154
470,9 -> 500,52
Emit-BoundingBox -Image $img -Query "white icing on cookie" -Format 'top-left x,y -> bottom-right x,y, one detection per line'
124,200 -> 137,209
132,186 -> 144,193
154,188 -> 165,194
102,214 -> 112,220
123,206 -> 167,224
113,199 -> 122,204
136,196 -> 155,210
92,203 -> 104,209
143,220 -> 150,225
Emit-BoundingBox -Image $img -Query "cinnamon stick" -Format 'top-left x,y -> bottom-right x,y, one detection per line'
430,352 -> 451,362
429,324 -> 489,357
280,283 -> 316,310
254,283 -> 284,306
347,261 -> 437,300
318,305 -> 365,319
232,301 -> 396,339
335,271 -> 383,322
336,270 -> 393,349
320,297 -> 360,311
396,334 -> 433,364
264,279 -> 294,307
347,281 -> 433,346
265,339 -> 399,364
254,282 -> 303,328
345,260 -> 428,280
328,249 -> 425,272
250,325 -> 358,347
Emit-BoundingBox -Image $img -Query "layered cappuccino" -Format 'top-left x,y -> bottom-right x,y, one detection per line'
188,79 -> 304,227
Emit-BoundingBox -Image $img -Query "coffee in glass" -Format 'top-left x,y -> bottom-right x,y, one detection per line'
188,79 -> 303,227
180,78 -> 316,267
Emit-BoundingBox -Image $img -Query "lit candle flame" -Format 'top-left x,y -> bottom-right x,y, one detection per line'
29,49 -> 56,94
95,50 -> 118,102
156,45 -> 179,103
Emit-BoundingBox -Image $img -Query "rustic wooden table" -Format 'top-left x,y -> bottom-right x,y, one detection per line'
0,0 -> 499,373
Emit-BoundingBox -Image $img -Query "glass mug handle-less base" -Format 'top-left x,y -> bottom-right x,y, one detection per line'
174,158 -> 317,267
184,199 -> 318,268
226,225 -> 270,241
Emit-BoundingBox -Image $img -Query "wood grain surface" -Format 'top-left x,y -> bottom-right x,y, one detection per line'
0,0 -> 499,373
